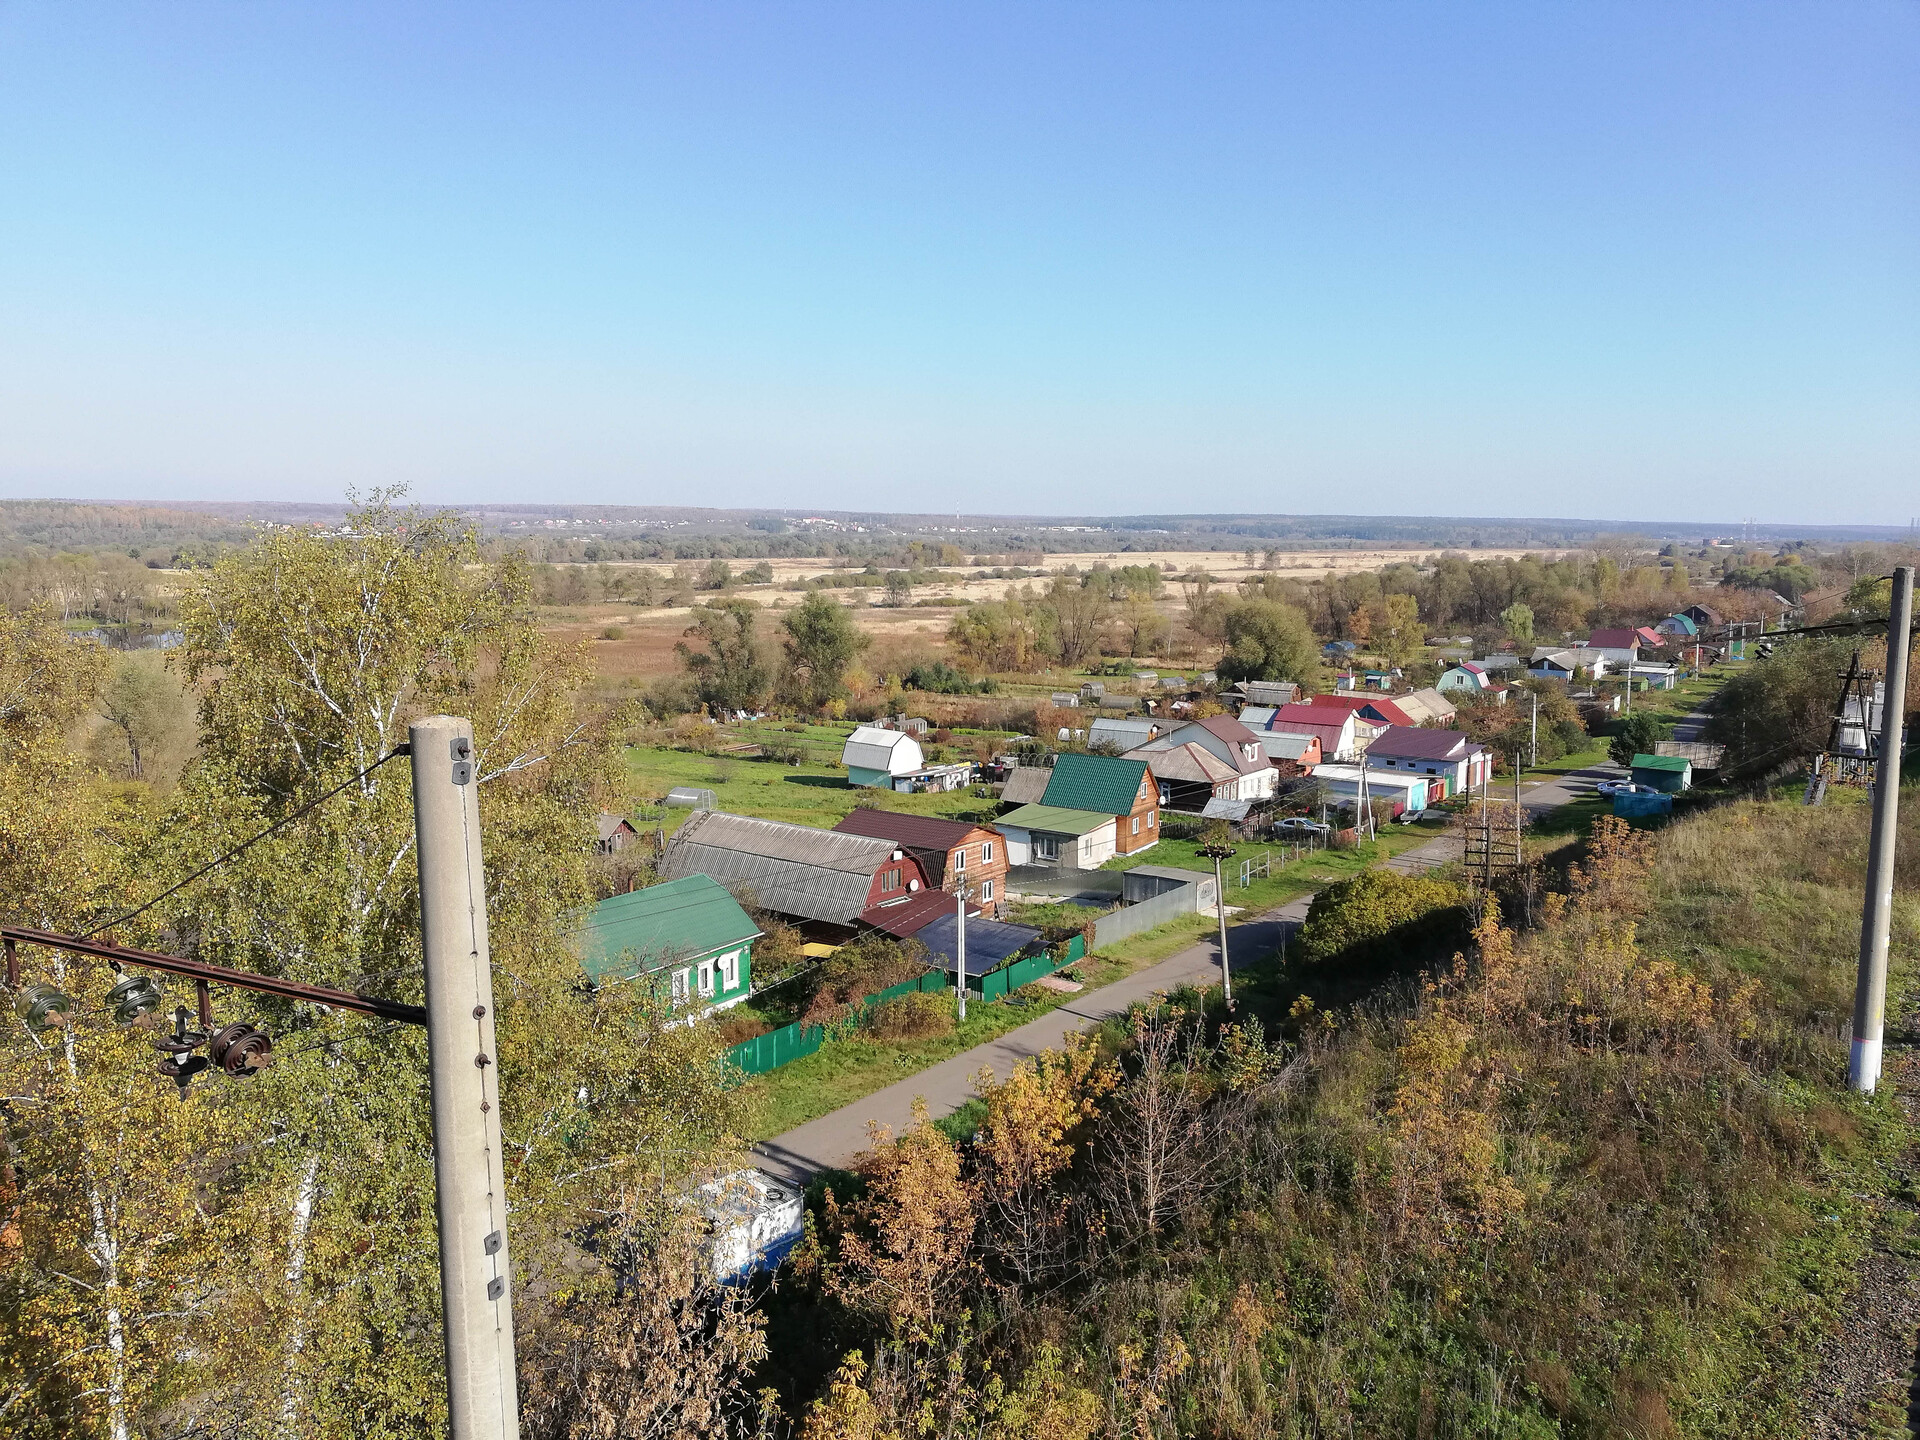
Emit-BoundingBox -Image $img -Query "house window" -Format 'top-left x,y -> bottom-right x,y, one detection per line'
952,848 -> 966,871
1148,810 -> 1156,827
720,951 -> 739,991
880,868 -> 900,893
1131,816 -> 1139,835
698,961 -> 715,998
671,968 -> 691,1004
981,840 -> 993,861
980,878 -> 994,902
1034,834 -> 1059,861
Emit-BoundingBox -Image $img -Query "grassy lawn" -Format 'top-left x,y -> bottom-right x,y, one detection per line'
739,948 -> 1142,1139
622,743 -> 997,830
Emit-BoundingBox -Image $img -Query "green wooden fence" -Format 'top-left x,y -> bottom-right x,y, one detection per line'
725,968 -> 950,1076
725,935 -> 1088,1075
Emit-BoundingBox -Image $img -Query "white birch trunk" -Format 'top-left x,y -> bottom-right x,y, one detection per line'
278,1154 -> 322,1438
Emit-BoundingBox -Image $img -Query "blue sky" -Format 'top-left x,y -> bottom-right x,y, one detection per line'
0,2 -> 1914,521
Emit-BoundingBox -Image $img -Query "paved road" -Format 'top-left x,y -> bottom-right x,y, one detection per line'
752,828 -> 1464,1184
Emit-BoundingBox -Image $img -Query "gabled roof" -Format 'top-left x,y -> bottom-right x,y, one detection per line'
842,725 -> 921,773
834,808 -> 993,885
1658,613 -> 1699,634
1237,705 -> 1279,729
577,874 -> 762,984
658,811 -> 913,925
1042,753 -> 1152,815
596,813 -> 638,842
1265,719 -> 1351,754
1185,713 -> 1261,746
1087,716 -> 1159,748
1364,725 -> 1482,762
1126,740 -> 1237,785
1587,628 -> 1641,649
1274,702 -> 1358,730
1394,688 -> 1457,725
996,803 -> 1115,836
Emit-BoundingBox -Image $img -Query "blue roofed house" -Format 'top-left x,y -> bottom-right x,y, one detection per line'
577,873 -> 761,1014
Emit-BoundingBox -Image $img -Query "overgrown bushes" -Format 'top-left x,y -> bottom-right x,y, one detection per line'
1293,867 -> 1466,966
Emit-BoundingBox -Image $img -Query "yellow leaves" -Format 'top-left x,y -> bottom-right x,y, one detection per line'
972,1035 -> 1115,1192
800,1353 -> 895,1440
829,1104 -> 977,1335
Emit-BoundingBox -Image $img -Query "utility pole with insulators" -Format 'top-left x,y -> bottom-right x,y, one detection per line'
953,880 -> 968,1023
411,716 -> 521,1439
1198,838 -> 1236,1009
1849,567 -> 1913,1095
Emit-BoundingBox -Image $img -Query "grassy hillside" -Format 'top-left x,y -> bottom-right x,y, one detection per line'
764,791 -> 1920,1438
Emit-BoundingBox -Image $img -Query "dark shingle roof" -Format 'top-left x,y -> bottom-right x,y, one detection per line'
1042,753 -> 1151,815
833,809 -> 990,883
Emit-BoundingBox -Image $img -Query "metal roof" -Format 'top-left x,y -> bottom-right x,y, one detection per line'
914,913 -> 1043,978
1043,753 -> 1152,814
1088,716 -> 1157,749
1258,732 -> 1318,761
860,888 -> 976,938
1126,740 -> 1235,785
833,809 -> 992,884
841,725 -> 922,774
1630,753 -> 1691,773
576,874 -> 762,984
1238,705 -> 1278,728
1363,726 -> 1480,761
996,803 -> 1116,837
657,810 -> 911,925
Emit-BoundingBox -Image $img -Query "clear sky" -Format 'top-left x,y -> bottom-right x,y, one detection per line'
0,2 -> 1914,521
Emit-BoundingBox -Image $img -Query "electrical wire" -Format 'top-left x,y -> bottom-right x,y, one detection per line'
80,747 -> 411,941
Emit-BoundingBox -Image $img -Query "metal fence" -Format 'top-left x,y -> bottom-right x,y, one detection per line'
1091,886 -> 1196,949
725,936 -> 1089,1074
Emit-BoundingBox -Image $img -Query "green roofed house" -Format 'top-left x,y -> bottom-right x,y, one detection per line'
1040,752 -> 1160,855
1629,752 -> 1692,794
577,873 -> 761,1014
995,803 -> 1119,870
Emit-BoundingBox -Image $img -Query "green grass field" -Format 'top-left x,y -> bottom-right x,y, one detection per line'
622,743 -> 998,830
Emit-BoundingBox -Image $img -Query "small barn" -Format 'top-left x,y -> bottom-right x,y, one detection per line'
841,725 -> 925,787
595,813 -> 640,854
1629,753 -> 1692,793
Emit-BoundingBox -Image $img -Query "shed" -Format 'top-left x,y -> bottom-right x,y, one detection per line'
1232,680 -> 1298,707
1629,753 -> 1692,793
841,725 -> 925,787
699,1170 -> 805,1283
595,813 -> 640,854
576,873 -> 759,1011
1121,865 -> 1217,911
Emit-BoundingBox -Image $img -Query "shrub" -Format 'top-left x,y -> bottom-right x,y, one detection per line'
600,625 -> 626,641
713,1011 -> 771,1046
1295,868 -> 1467,966
864,991 -> 955,1040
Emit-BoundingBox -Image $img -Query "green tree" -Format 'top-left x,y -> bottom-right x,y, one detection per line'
677,598 -> 771,713
1215,599 -> 1320,686
94,650 -> 191,780
1295,869 -> 1465,965
1704,635 -> 1867,773
1609,709 -> 1665,767
1043,578 -> 1109,667
780,592 -> 869,710
1500,601 -> 1535,643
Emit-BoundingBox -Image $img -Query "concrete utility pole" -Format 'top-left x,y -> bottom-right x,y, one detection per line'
954,881 -> 968,1022
1198,840 -> 1236,1009
1529,690 -> 1539,769
410,716 -> 520,1440
1849,566 -> 1914,1095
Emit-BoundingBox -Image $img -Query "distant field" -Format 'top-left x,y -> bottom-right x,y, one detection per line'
622,742 -> 998,829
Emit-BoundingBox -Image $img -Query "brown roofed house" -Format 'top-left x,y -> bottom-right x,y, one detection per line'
833,808 -> 1010,909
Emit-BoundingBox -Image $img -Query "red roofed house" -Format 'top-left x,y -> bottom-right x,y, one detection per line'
1361,725 -> 1493,797
1270,703 -> 1382,761
1585,628 -> 1642,664
1306,693 -> 1416,728
1126,714 -> 1278,801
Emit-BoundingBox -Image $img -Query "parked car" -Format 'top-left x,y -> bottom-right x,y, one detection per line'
1275,817 -> 1333,836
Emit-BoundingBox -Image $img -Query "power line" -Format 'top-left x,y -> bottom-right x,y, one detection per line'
80,747 -> 410,941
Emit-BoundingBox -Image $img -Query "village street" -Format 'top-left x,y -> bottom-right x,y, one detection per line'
753,752 -> 1629,1184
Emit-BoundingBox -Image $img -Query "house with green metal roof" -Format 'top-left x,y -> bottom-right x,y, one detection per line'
995,803 -> 1120,870
1629,752 -> 1692,793
576,873 -> 761,1013
1040,752 -> 1161,855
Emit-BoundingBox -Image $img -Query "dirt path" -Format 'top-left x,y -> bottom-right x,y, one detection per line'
1804,1038 -> 1920,1438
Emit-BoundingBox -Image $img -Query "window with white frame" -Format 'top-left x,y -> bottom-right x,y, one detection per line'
982,840 -> 993,861
698,961 -> 715,997
720,950 -> 739,991
980,878 -> 994,902
952,847 -> 966,870
672,968 -> 691,1003
1131,816 -> 1139,834
1148,810 -> 1156,827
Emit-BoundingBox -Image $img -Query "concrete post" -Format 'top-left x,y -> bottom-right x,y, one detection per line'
1211,854 -> 1234,1008
410,717 -> 520,1439
1850,566 -> 1914,1094
954,880 -> 968,1022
